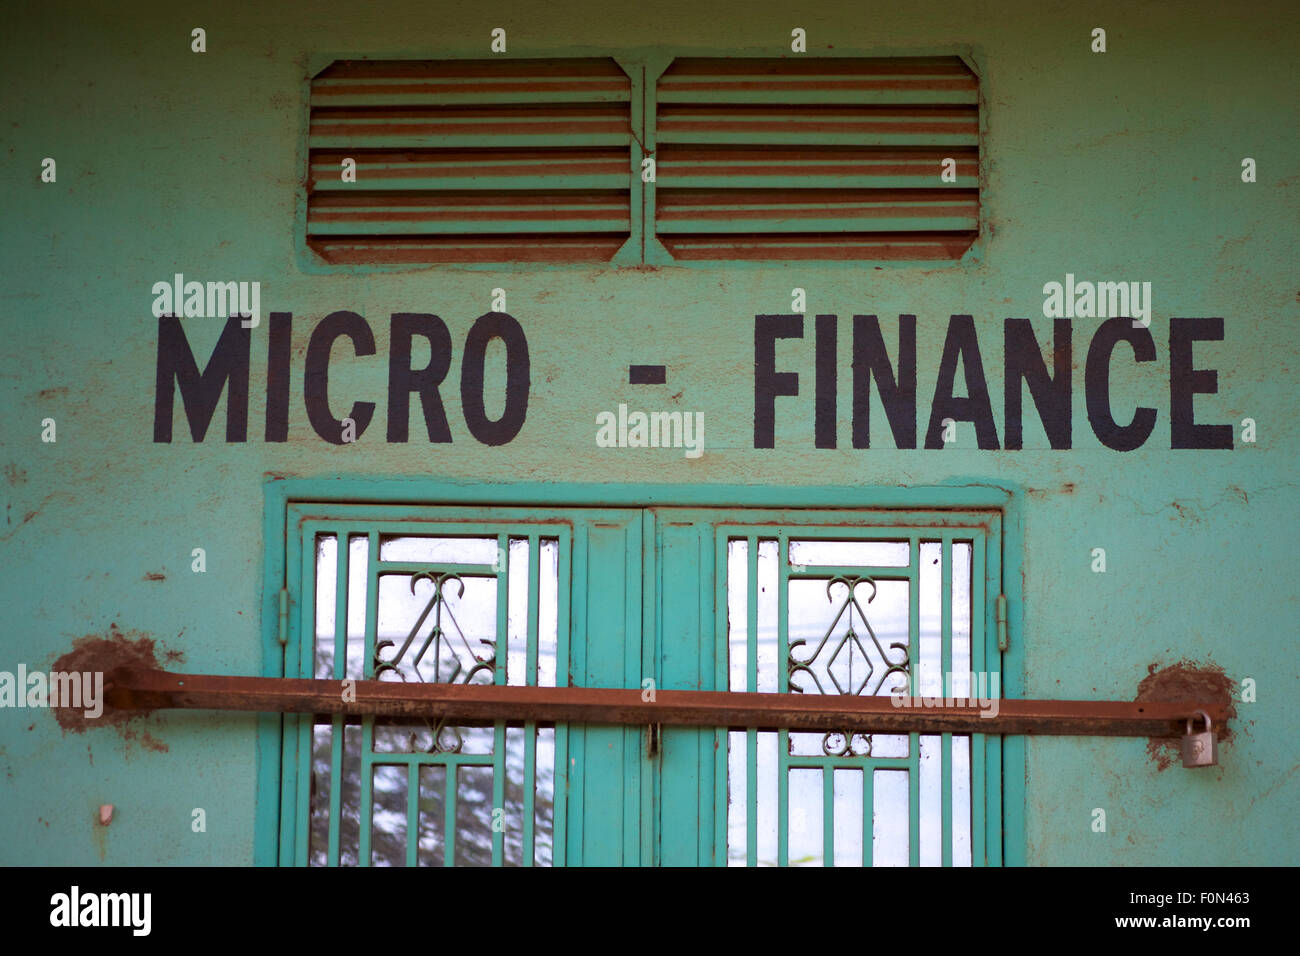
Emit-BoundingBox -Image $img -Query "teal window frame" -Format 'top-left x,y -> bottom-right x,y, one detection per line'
282,509 -> 582,866
256,478 -> 1026,866
701,509 -> 1000,866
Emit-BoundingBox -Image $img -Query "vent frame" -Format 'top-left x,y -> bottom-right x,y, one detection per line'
294,48 -> 985,272
645,52 -> 983,266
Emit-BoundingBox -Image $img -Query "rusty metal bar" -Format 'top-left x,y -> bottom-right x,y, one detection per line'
103,668 -> 1227,738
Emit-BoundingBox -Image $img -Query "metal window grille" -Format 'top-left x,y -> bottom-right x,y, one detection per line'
290,518 -> 571,866
282,504 -> 1003,866
719,531 -> 992,866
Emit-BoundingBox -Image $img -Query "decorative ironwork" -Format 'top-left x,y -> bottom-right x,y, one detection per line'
788,575 -> 910,757
821,731 -> 874,757
373,571 -> 496,753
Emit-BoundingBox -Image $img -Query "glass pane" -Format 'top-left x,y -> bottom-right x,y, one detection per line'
873,769 -> 909,867
953,734 -> 972,866
788,769 -> 822,866
918,541 -> 942,698
309,722 -> 332,866
952,541 -> 972,697
346,535 -> 369,681
789,539 -> 910,567
370,765 -> 407,867
833,768 -> 864,868
378,535 -> 498,564
313,535 -> 336,680
757,540 -> 778,693
727,730 -> 747,866
507,538 -> 529,687
455,766 -> 496,866
534,727 -> 556,866
727,540 -> 748,693
756,732 -> 778,866
416,765 -> 447,867
339,723 -> 361,865
919,733 -> 941,866
537,540 -> 559,688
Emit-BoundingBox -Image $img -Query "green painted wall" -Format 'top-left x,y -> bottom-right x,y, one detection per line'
1,0 -> 1296,865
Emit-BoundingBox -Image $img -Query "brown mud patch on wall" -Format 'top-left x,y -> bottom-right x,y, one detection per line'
50,624 -> 183,753
1138,660 -> 1236,770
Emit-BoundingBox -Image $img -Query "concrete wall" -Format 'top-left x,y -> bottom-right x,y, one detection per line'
1,0 -> 1296,865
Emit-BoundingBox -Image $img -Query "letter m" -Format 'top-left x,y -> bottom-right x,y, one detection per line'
1098,282 -> 1129,319
154,316 -> 250,441
205,281 -> 239,319
50,672 -> 81,710
101,893 -> 129,926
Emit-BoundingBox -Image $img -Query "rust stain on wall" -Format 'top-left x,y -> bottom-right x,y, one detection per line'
51,624 -> 183,753
1138,659 -> 1236,770
1027,482 -> 1077,498
91,813 -> 108,861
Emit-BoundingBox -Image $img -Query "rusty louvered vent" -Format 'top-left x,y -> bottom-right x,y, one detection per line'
653,57 -> 980,262
307,59 -> 633,265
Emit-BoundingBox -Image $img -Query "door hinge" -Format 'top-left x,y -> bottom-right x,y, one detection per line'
278,588 -> 289,646
995,593 -> 1008,652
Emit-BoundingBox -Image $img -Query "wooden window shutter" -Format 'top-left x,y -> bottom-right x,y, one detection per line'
307,58 -> 634,265
652,56 -> 980,262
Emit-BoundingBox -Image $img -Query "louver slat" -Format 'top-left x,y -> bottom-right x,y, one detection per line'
654,57 -> 979,261
307,59 -> 633,264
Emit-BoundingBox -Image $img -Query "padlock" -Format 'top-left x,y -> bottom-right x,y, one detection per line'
1180,709 -> 1218,769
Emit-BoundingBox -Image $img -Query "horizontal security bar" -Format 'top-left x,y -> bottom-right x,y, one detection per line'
103,668 -> 1228,738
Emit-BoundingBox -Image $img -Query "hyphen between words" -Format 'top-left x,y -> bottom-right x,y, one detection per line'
153,312 -> 1238,450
